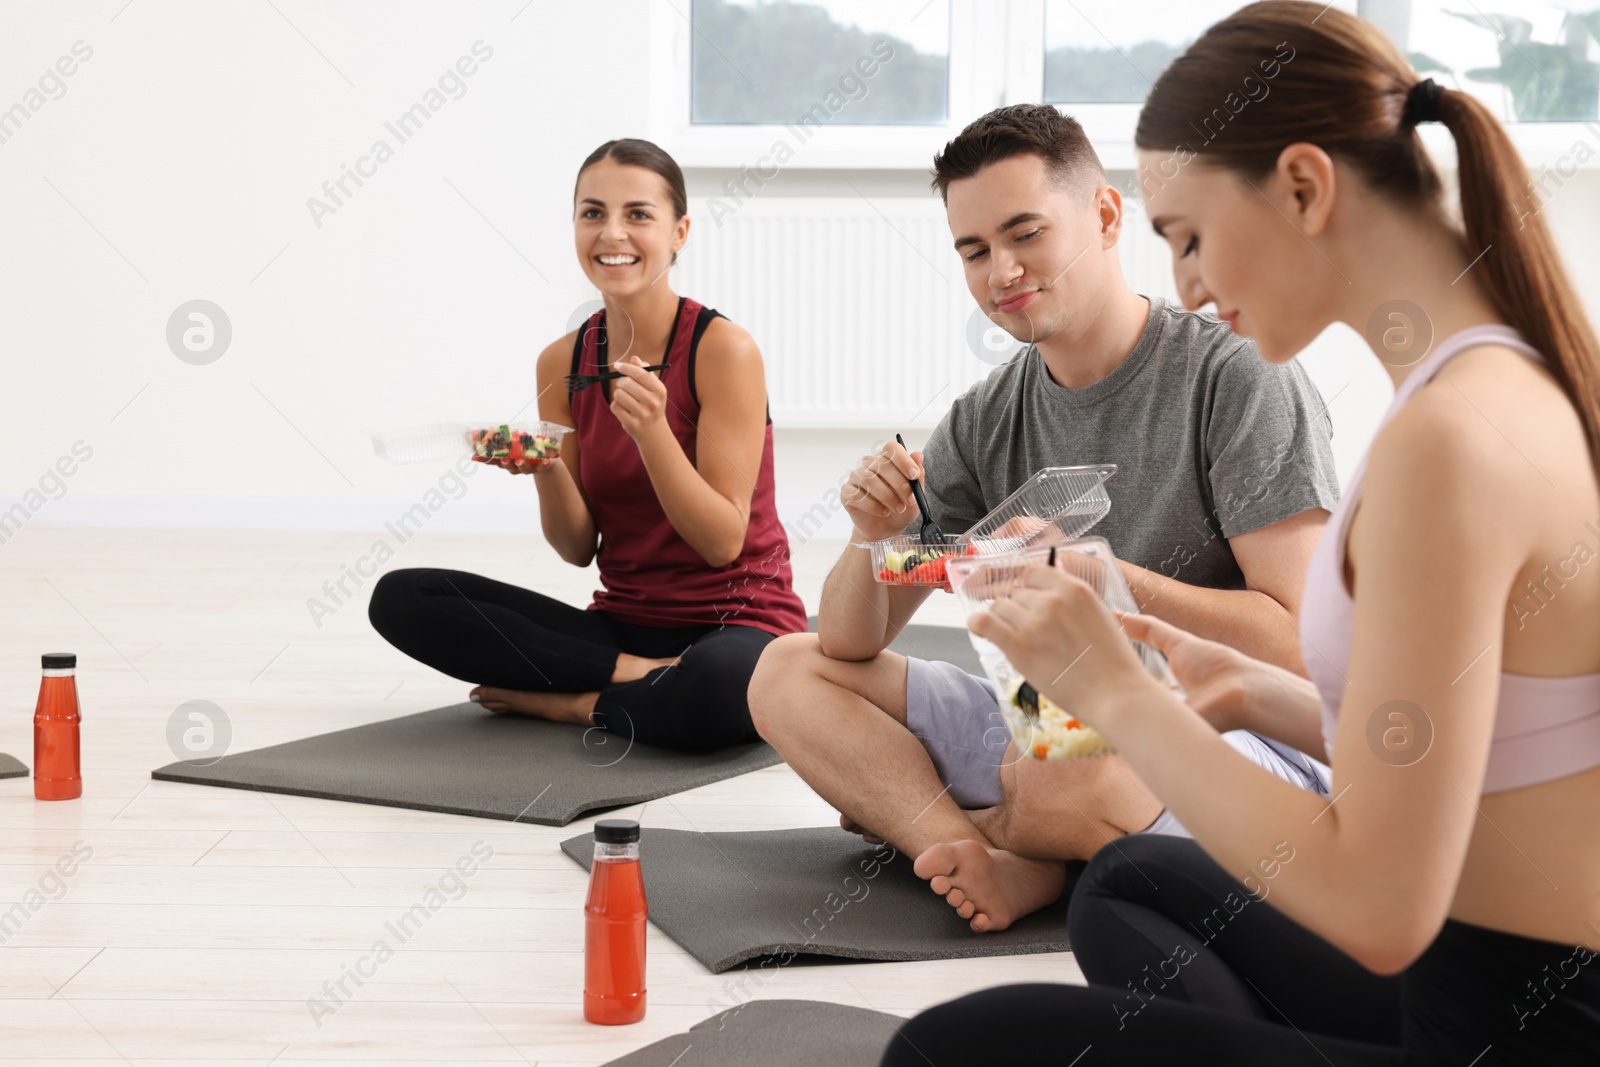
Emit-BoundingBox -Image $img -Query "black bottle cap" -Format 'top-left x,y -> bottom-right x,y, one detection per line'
41,653 -> 76,669
594,818 -> 640,844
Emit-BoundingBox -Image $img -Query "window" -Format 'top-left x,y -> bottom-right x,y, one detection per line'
647,0 -> 1600,170
1043,0 -> 1242,104
689,0 -> 951,125
647,0 -> 987,168
1376,0 -> 1600,122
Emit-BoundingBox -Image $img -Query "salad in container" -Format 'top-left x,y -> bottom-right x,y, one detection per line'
862,536 -> 981,586
370,421 -> 573,465
469,422 -> 569,463
947,537 -> 1179,763
858,464 -> 1118,588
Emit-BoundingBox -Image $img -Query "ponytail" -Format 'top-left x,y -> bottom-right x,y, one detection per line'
1438,89 -> 1600,468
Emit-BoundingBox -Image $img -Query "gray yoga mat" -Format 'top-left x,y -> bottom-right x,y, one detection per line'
807,617 -> 983,676
0,753 -> 27,779
150,703 -> 780,826
562,826 -> 1074,973
603,999 -> 904,1067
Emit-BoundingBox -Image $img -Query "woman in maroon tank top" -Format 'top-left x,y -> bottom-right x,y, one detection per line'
368,139 -> 805,752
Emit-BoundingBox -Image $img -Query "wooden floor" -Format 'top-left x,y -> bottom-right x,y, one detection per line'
0,527 -> 1080,1065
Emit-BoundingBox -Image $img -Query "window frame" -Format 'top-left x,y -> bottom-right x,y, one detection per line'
647,0 -> 1041,169
647,0 -> 1600,172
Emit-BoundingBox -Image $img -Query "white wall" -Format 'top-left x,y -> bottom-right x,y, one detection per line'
1,0 -> 648,537
1,0 -> 1592,545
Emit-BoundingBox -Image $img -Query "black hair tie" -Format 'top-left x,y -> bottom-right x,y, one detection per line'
1403,78 -> 1444,127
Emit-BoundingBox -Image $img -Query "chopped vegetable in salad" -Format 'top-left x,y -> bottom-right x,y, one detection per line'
1004,676 -> 1114,761
876,543 -> 979,585
472,424 -> 560,463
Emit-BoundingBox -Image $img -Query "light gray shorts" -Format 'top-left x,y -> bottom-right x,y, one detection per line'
903,656 -> 1332,831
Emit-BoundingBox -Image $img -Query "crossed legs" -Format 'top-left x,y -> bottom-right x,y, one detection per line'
748,633 -> 1163,931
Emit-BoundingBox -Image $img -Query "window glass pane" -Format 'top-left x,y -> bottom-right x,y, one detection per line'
690,0 -> 949,124
1043,0 -> 1358,104
1043,0 -> 1244,103
1365,0 -> 1600,122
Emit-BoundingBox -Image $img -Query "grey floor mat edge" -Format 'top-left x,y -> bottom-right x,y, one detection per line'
149,703 -> 783,826
560,827 -> 1073,974
602,999 -> 905,1067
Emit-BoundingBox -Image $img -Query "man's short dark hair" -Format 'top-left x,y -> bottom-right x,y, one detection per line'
930,104 -> 1107,204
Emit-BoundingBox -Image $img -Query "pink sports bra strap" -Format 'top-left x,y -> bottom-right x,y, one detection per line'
1393,324 -> 1545,408
1331,324 -> 1545,558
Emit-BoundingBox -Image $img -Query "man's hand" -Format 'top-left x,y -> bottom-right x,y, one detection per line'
843,440 -> 925,542
1120,611 -> 1328,756
1116,612 -> 1253,733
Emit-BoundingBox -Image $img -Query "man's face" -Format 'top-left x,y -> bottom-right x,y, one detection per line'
945,153 -> 1108,348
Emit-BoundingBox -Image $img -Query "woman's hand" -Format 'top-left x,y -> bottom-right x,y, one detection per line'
471,455 -> 558,475
609,355 -> 670,440
969,564 -> 1160,727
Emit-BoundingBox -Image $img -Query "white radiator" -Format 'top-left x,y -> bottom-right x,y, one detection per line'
675,194 -> 1180,429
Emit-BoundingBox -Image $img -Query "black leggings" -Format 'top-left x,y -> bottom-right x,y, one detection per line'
366,568 -> 774,751
883,835 -> 1600,1065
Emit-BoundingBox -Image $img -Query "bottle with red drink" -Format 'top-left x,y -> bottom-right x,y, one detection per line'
584,818 -> 646,1024
34,653 -> 81,801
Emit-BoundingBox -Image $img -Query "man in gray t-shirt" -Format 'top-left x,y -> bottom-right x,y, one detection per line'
924,294 -> 1338,603
749,104 -> 1339,935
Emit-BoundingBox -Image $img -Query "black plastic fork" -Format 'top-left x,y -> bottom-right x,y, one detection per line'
566,363 -> 670,394
896,433 -> 946,548
1015,548 -> 1058,720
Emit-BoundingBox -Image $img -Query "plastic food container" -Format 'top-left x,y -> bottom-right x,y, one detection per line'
370,421 -> 573,465
862,536 -> 982,587
859,464 -> 1116,587
960,464 -> 1116,549
468,422 -> 571,463
947,539 -> 1178,762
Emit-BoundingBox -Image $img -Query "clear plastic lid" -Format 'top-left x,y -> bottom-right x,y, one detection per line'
370,421 -> 573,465
370,423 -> 472,465
959,464 -> 1116,550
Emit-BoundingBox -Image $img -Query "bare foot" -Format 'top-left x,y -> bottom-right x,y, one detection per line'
913,840 -> 1066,933
470,687 -> 597,726
470,650 -> 678,722
839,813 -> 886,845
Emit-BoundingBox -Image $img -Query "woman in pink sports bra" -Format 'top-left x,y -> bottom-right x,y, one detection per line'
884,3 -> 1600,1065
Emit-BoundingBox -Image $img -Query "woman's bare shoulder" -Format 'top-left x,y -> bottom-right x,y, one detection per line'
538,329 -> 580,371
696,315 -> 762,366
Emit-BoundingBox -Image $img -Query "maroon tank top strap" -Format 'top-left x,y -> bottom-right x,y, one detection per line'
687,304 -> 721,407
570,313 -> 600,379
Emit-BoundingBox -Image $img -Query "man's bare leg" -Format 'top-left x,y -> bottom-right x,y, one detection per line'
749,634 -> 1065,930
915,751 -> 1165,930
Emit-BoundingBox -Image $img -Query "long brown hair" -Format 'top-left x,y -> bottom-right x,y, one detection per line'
1136,0 -> 1600,472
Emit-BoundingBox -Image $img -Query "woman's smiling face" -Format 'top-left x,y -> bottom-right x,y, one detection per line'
1136,149 -> 1337,363
573,158 -> 687,297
